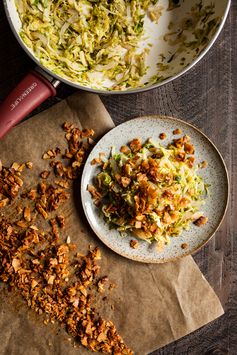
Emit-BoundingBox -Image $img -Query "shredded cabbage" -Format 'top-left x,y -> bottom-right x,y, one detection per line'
16,0 -> 159,90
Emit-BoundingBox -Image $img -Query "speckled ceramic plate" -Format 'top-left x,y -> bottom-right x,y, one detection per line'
81,116 -> 229,263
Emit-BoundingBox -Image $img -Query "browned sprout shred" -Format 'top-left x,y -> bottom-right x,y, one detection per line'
0,123 -> 133,355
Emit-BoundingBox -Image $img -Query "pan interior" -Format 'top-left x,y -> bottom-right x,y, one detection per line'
6,0 -> 229,92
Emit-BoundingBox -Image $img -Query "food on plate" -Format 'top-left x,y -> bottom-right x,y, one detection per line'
173,128 -> 182,135
193,215 -> 208,226
88,134 -> 209,250
130,239 -> 139,249
181,243 -> 188,249
200,160 -> 208,169
0,123 -> 133,354
159,132 -> 167,140
16,0 -> 161,90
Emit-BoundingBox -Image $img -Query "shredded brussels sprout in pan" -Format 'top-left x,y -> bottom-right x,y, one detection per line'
88,135 -> 209,251
16,0 -> 160,90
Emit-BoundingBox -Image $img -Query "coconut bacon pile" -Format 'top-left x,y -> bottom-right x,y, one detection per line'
0,123 -> 133,355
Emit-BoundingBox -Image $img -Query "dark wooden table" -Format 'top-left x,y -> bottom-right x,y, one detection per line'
0,2 -> 236,354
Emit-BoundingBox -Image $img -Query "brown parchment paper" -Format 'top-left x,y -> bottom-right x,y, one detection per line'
0,92 -> 224,355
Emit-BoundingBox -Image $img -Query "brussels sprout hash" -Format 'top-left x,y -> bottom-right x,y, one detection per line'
88,133 -> 209,251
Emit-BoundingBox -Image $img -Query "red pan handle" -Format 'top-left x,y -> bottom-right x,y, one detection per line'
0,70 -> 57,139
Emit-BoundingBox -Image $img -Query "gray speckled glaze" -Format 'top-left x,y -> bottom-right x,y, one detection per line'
81,116 -> 229,263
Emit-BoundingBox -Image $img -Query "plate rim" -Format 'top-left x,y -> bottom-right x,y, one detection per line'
81,115 -> 230,263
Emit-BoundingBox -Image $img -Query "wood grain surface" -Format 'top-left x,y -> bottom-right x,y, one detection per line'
0,1 -> 236,354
